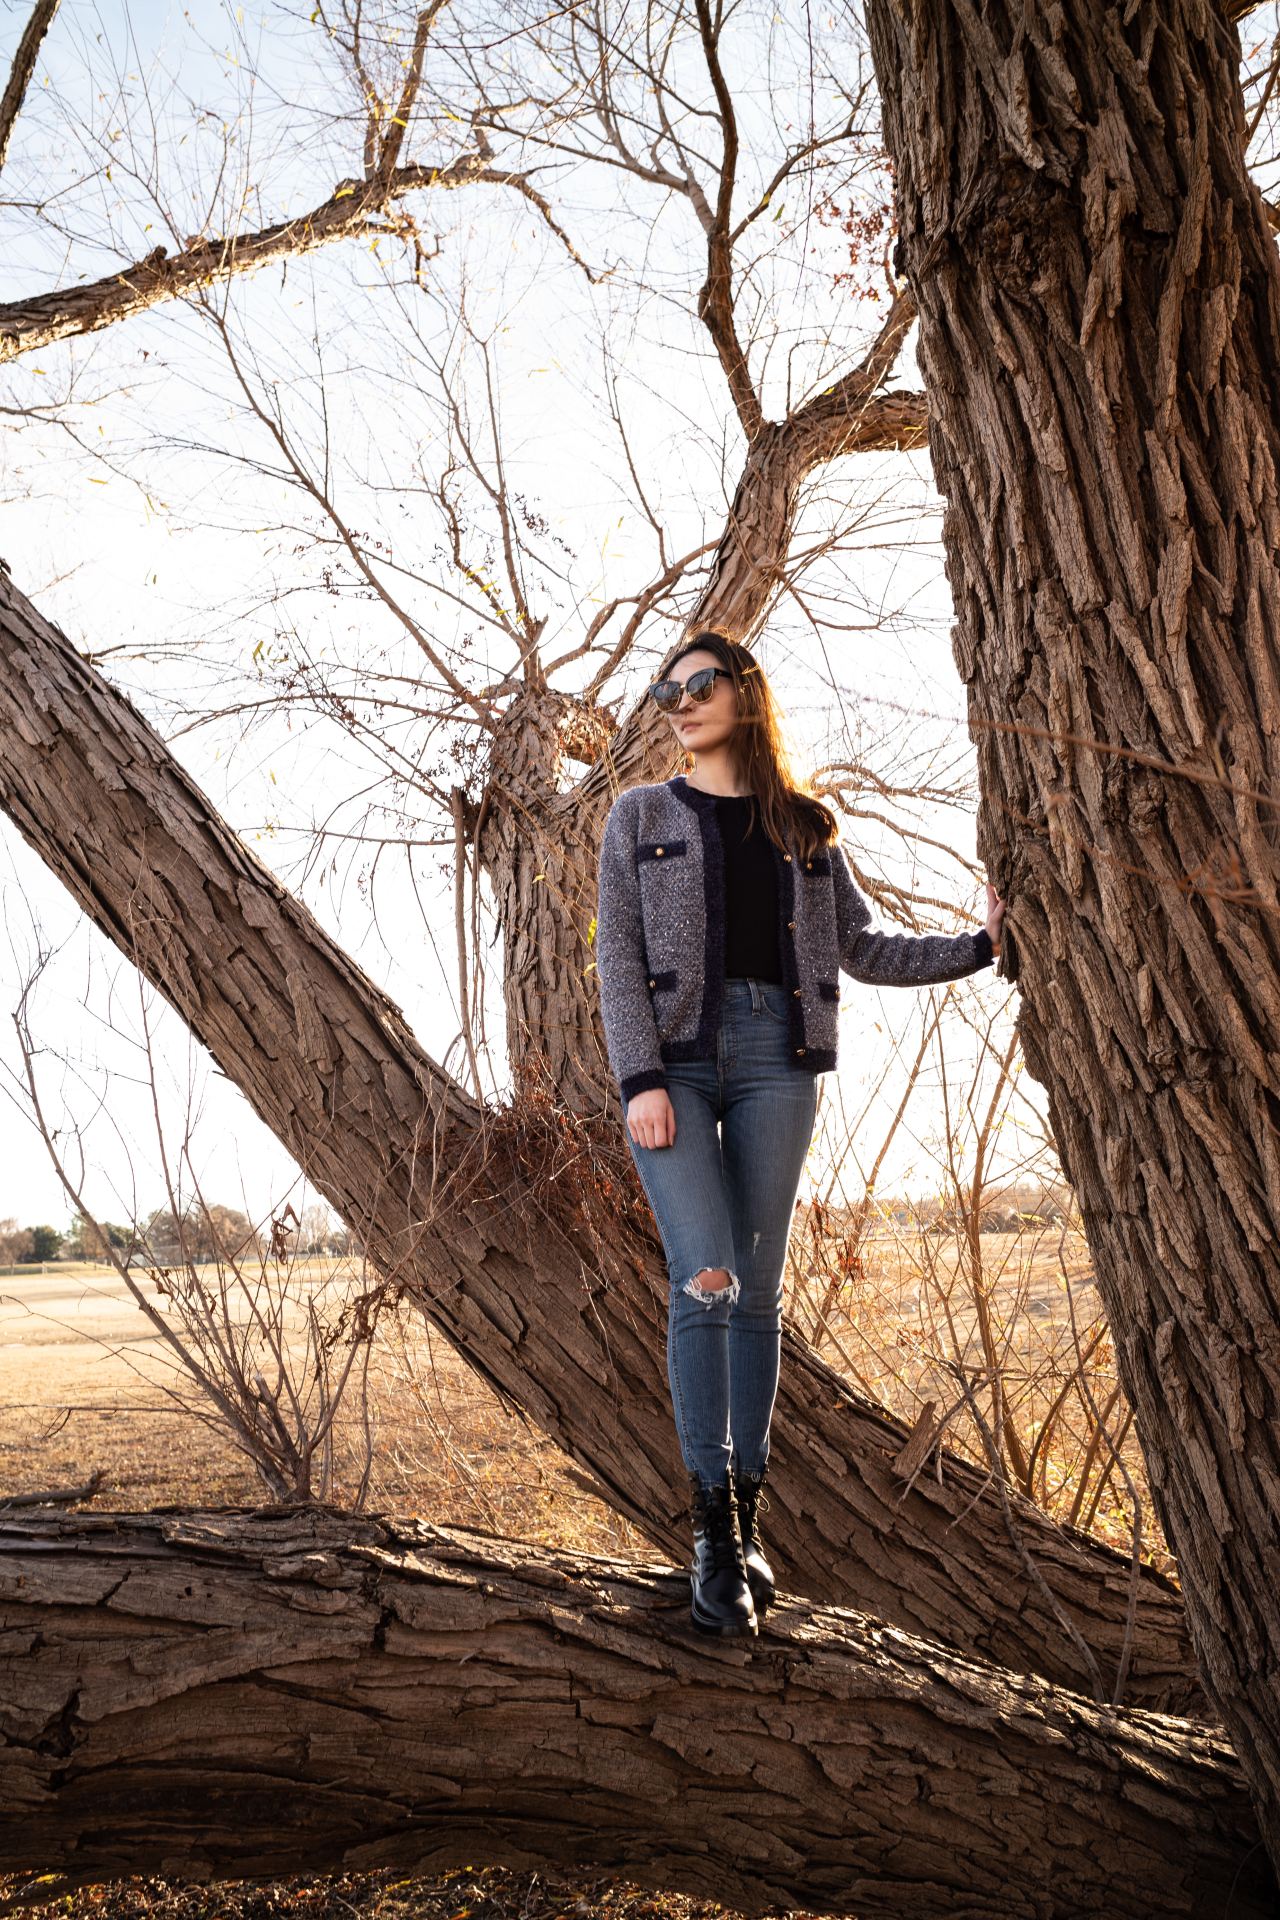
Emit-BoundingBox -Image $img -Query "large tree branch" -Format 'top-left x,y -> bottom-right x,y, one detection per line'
0,0 -> 59,175
0,558 -> 1207,1717
0,1505 -> 1273,1918
0,147 -> 591,364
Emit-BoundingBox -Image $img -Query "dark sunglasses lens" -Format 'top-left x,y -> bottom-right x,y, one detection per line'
649,666 -> 720,710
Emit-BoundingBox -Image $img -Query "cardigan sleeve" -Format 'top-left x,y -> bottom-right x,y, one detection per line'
594,794 -> 669,1104
832,840 -> 995,987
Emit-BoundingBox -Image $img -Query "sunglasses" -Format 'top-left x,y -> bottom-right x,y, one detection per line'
647,665 -> 735,713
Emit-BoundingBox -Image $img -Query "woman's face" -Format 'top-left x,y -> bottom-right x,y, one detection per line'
661,648 -> 739,756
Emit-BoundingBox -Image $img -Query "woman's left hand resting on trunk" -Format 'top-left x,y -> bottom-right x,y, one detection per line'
985,881 -> 1007,956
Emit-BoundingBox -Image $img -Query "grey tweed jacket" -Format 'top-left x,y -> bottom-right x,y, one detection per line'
595,774 -> 994,1104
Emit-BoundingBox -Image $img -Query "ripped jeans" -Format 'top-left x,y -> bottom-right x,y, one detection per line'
623,976 -> 820,1488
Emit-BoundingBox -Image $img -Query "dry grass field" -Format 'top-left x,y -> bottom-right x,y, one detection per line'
0,1227 -> 1172,1918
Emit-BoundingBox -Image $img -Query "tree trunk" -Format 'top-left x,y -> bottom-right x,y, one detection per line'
0,562 -> 1209,1715
867,0 -> 1280,1873
0,1505 -> 1273,1920
0,563 -> 1207,1716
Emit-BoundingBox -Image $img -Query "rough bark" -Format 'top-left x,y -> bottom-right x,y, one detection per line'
0,561 -> 1206,1717
0,1505 -> 1273,1920
866,0 -> 1280,1873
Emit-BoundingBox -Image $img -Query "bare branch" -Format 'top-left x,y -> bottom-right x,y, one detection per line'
379,3 -> 449,178
0,0 -> 60,175
0,141 -> 598,365
692,0 -> 763,439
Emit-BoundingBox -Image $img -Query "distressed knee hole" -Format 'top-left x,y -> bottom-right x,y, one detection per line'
682,1265 -> 740,1307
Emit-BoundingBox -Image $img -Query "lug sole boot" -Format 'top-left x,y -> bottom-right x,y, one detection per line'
734,1465 -> 775,1618
687,1470 -> 757,1637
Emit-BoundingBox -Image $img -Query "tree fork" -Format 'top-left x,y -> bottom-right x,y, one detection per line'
0,1504 -> 1274,1919
867,0 -> 1280,1872
509,293 -> 930,1110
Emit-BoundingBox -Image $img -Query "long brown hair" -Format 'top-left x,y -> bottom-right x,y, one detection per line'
660,629 -> 837,864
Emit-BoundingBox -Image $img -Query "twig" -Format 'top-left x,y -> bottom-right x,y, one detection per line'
0,1467 -> 105,1508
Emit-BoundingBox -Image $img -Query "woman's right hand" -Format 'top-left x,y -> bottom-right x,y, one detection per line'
626,1087 -> 677,1149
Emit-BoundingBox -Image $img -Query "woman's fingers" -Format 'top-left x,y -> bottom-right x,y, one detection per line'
627,1095 -> 677,1149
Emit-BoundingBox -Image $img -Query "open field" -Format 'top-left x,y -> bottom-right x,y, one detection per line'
0,1257 -> 644,1549
0,1228 -> 1167,1559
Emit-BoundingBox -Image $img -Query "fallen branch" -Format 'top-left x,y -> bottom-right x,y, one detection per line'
0,1505 -> 1272,1919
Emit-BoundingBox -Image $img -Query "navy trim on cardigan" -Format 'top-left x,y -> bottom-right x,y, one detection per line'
620,1066 -> 669,1101
773,832 -> 802,1061
668,775 -> 729,1061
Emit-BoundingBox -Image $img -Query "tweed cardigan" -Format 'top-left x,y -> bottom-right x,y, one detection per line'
595,774 -> 995,1104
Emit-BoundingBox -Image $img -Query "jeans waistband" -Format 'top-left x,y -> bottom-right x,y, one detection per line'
721,975 -> 786,1014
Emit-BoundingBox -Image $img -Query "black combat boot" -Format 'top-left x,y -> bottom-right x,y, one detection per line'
687,1470 -> 757,1637
734,1465 -> 775,1617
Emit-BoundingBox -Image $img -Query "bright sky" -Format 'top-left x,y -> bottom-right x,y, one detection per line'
0,0 -> 1056,1237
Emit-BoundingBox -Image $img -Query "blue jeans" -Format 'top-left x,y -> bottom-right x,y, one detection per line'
623,975 -> 819,1488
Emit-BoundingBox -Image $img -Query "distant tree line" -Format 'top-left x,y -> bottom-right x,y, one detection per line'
797,1181 -> 1078,1237
0,1202 -> 358,1265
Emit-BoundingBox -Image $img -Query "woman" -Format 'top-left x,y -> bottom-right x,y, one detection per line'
595,629 -> 1006,1638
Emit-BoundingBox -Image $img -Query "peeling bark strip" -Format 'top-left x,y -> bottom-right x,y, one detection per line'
0,563 -> 1206,1714
0,1507 -> 1274,1919
866,0 -> 1280,1873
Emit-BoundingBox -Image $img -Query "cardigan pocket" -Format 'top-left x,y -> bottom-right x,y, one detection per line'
817,978 -> 840,1002
798,851 -> 832,876
636,839 -> 687,862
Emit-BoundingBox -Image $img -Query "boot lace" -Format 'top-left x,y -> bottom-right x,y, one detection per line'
737,1478 -> 768,1547
704,1490 -> 747,1575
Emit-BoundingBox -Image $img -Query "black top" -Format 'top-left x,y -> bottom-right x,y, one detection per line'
715,793 -> 781,983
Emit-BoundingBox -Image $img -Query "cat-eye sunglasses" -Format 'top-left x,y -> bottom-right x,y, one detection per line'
646,665 -> 735,713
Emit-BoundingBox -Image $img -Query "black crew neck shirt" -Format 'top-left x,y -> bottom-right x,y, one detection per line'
714,793 -> 781,983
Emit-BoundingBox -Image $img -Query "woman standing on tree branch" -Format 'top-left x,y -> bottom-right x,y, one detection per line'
595,630 -> 1007,1638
